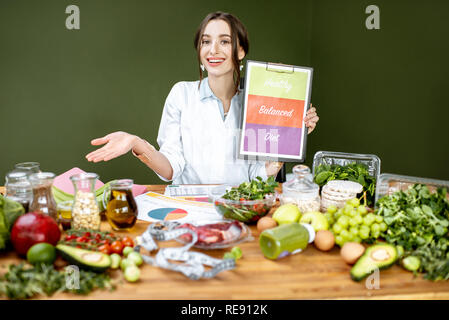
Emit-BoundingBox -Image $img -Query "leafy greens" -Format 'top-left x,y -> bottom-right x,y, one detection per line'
313,163 -> 376,206
376,184 -> 449,280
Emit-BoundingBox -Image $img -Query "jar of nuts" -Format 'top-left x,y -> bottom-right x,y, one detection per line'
70,173 -> 101,230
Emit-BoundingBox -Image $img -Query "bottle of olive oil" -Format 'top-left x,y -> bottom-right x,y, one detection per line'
105,180 -> 138,231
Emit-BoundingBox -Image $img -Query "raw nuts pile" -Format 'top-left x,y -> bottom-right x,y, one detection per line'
71,191 -> 101,230
280,196 -> 321,214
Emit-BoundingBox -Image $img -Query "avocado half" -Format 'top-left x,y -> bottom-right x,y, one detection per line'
56,244 -> 111,273
350,243 -> 397,282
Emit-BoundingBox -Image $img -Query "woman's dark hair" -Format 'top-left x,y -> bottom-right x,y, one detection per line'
194,11 -> 249,93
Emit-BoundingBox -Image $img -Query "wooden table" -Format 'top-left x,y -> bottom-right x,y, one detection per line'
1,185 -> 449,300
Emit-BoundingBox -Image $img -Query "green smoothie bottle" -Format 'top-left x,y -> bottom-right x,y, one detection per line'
259,223 -> 315,260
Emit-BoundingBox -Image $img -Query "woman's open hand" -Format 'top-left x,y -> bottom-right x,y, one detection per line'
305,104 -> 319,134
85,131 -> 137,162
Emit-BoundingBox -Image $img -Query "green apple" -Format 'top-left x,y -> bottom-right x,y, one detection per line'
299,211 -> 329,231
272,204 -> 302,225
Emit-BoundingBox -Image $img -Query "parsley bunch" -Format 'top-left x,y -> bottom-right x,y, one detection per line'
0,263 -> 115,299
376,184 -> 449,280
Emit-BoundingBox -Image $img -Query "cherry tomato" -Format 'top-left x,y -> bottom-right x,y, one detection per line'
76,236 -> 88,243
76,245 -> 82,249
122,236 -> 134,248
110,241 -> 124,255
83,232 -> 91,238
98,244 -> 111,255
99,239 -> 110,245
94,233 -> 102,241
65,234 -> 76,241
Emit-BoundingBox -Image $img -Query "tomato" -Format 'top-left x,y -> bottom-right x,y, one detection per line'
121,236 -> 134,248
98,244 -> 111,255
76,236 -> 88,243
99,239 -> 110,245
94,233 -> 102,241
65,234 -> 76,241
83,232 -> 91,238
110,241 -> 124,255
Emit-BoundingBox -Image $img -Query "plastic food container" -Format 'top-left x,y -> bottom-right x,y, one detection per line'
171,219 -> 253,249
375,173 -> 449,206
209,185 -> 277,223
312,151 -> 381,179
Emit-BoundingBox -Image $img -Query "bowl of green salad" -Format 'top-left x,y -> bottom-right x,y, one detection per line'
209,177 -> 279,223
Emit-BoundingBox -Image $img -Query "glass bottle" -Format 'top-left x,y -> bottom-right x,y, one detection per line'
70,173 -> 101,230
259,223 -> 315,260
103,179 -> 138,231
5,171 -> 33,212
281,164 -> 321,213
28,172 -> 58,221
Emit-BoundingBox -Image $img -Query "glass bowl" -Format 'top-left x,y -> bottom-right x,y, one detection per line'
209,185 -> 277,223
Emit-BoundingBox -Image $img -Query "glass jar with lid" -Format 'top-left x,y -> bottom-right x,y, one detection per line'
280,164 -> 321,213
5,171 -> 33,212
14,162 -> 41,175
28,172 -> 58,221
70,173 -> 101,230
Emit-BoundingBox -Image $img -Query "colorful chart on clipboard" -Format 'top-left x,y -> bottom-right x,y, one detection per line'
135,192 -> 221,223
240,60 -> 313,162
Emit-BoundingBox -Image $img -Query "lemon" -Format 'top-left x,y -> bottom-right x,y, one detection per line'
27,243 -> 57,265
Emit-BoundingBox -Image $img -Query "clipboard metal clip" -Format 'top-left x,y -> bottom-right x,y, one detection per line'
266,62 -> 295,74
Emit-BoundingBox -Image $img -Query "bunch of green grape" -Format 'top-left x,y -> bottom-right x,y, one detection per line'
323,198 -> 387,247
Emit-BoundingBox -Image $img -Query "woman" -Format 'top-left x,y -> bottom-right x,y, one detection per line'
86,12 -> 319,184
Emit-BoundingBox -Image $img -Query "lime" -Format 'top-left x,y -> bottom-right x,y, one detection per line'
127,251 -> 143,267
124,265 -> 140,282
122,246 -> 134,257
110,253 -> 121,269
27,243 -> 56,265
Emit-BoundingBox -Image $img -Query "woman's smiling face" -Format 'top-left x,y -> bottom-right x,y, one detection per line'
200,19 -> 245,79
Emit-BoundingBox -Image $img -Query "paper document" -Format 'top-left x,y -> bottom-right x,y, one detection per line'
164,184 -> 220,197
135,191 -> 222,223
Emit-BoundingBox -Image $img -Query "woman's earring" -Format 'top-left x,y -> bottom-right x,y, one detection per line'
239,63 -> 244,71
200,64 -> 205,72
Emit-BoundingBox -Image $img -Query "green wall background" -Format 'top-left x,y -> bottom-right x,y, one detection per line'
1,0 -> 448,185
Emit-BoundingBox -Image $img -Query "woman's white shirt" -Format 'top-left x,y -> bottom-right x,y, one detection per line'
156,78 -> 268,185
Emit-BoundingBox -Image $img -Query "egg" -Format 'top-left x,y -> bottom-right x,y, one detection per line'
257,216 -> 277,232
314,230 -> 335,251
340,242 -> 366,265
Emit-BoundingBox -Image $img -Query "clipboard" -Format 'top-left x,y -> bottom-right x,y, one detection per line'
238,60 -> 313,162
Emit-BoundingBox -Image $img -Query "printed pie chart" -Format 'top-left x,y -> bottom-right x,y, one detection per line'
147,208 -> 188,221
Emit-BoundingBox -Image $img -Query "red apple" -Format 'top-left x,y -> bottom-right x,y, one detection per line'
10,212 -> 61,256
